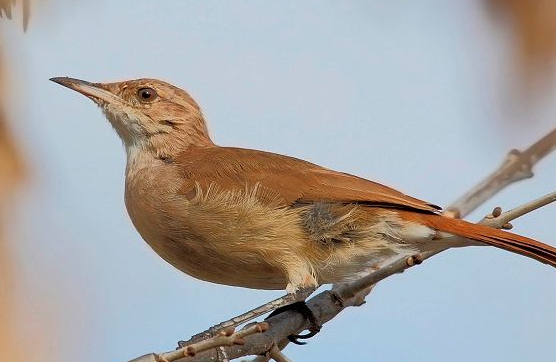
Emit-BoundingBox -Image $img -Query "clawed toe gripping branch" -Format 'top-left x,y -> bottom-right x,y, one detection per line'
265,301 -> 322,345
125,126 -> 556,362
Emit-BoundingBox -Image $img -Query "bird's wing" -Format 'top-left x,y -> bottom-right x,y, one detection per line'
175,147 -> 440,213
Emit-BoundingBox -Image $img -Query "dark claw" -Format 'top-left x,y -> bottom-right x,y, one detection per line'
266,301 -> 322,345
288,328 -> 321,345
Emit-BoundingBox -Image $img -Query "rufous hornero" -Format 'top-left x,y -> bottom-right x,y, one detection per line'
51,77 -> 556,295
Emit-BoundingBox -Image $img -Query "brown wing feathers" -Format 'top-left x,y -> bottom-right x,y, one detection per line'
177,147 -> 440,212
177,146 -> 556,269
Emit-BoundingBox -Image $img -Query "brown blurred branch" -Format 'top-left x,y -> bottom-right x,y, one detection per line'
0,0 -> 31,30
122,126 -> 556,362
0,2 -> 30,360
0,52 -> 25,362
487,0 -> 556,81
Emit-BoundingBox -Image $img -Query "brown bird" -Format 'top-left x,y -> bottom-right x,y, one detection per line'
50,77 -> 556,296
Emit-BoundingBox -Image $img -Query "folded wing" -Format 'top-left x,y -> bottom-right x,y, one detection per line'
176,146 -> 440,213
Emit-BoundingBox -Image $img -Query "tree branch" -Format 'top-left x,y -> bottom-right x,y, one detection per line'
446,126 -> 556,217
267,345 -> 294,362
124,126 -> 556,362
154,323 -> 268,362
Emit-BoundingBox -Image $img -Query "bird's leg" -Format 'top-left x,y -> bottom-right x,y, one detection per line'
179,287 -> 316,347
263,286 -> 322,345
265,300 -> 322,345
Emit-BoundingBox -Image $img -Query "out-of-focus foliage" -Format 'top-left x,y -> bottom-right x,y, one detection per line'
488,0 -> 556,80
0,114 -> 22,194
0,1 -> 27,361
0,0 -> 30,30
0,2 -> 554,361
0,62 -> 25,362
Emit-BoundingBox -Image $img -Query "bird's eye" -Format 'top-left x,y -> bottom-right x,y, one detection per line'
137,88 -> 157,102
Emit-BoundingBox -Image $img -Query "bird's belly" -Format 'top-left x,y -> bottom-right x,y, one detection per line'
124,183 -> 310,290
150,233 -> 289,289
126,207 -> 293,289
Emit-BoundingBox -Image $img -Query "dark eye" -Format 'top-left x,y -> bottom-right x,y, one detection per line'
137,87 -> 157,102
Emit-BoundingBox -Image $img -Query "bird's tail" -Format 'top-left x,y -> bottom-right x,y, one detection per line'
398,212 -> 556,268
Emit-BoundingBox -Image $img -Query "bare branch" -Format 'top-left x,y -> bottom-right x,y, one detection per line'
154,323 -> 268,362
248,356 -> 271,362
268,345 -> 294,362
482,190 -> 556,228
446,126 -> 556,217
123,127 -> 556,362
182,288 -> 314,345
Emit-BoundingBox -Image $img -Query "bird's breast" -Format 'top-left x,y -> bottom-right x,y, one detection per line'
123,164 -> 306,289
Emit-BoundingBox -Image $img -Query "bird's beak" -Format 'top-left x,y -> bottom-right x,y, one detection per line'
50,77 -> 122,104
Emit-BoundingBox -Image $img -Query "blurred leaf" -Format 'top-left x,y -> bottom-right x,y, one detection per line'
0,114 -> 24,195
0,1 -> 27,358
488,0 -> 556,80
0,80 -> 25,362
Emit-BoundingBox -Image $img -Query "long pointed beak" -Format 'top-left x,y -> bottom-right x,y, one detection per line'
50,77 -> 122,104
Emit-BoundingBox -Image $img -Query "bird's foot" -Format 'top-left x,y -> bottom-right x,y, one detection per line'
265,301 -> 322,345
177,288 -> 316,348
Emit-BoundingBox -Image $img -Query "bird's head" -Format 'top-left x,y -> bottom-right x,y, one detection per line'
50,77 -> 213,161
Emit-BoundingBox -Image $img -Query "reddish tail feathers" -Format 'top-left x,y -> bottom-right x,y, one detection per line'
401,212 -> 556,268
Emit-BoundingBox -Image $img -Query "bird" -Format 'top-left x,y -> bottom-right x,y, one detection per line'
50,77 -> 556,297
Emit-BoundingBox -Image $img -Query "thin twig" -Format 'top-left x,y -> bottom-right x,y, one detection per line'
482,190 -> 556,227
183,288 -> 314,345
247,356 -> 271,362
446,127 -> 556,217
268,345 -> 294,362
157,323 -> 269,362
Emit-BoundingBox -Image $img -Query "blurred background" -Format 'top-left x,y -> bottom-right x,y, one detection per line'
1,1 -> 556,361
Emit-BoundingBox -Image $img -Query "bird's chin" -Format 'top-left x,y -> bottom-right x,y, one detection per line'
100,104 -> 146,144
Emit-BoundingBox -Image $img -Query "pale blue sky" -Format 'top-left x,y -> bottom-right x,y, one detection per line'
2,1 -> 556,361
